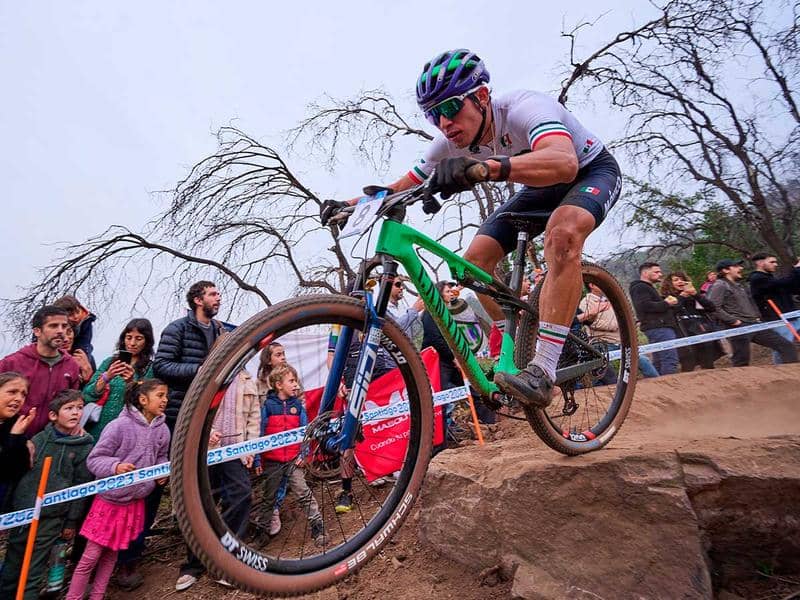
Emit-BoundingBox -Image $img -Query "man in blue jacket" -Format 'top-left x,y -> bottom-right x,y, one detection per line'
152,280 -> 225,591
153,281 -> 223,431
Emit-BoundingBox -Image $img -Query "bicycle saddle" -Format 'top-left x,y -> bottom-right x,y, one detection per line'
496,211 -> 549,235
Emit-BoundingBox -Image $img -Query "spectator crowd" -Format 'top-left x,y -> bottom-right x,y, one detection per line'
0,250 -> 798,597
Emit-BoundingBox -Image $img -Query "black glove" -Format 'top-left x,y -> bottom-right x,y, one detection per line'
422,193 -> 442,215
320,199 -> 348,227
431,157 -> 485,200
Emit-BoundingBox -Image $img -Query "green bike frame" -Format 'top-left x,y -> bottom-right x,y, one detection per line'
374,219 -> 520,398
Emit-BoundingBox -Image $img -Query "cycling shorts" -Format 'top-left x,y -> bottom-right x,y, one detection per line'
477,147 -> 622,254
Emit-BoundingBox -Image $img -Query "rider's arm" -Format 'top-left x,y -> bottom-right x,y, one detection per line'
485,136 -> 579,187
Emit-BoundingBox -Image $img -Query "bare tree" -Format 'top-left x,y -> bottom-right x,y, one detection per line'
5,127 -> 353,340
7,89 -> 532,342
560,0 -> 800,265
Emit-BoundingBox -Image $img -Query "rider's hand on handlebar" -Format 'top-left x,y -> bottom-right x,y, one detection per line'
320,199 -> 349,227
431,157 -> 488,199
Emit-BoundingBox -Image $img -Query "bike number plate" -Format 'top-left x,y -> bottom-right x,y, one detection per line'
338,191 -> 387,239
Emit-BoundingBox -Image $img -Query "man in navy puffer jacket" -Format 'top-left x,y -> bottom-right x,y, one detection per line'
153,281 -> 223,431
153,281 -> 225,591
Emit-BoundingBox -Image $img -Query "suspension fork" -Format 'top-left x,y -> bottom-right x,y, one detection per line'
324,258 -> 398,453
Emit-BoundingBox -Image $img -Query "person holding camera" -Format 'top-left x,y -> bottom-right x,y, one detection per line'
82,319 -> 155,438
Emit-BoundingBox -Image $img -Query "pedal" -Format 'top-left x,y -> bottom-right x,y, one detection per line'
487,391 -> 515,410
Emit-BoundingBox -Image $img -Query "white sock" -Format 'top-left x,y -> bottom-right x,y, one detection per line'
531,321 -> 569,382
493,319 -> 506,332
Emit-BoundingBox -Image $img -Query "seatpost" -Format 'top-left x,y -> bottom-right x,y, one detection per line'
504,230 -> 529,339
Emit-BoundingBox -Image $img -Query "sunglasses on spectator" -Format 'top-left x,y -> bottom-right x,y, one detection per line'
393,281 -> 404,288
424,86 -> 483,125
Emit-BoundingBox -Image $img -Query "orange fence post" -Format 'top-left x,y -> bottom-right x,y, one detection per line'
17,456 -> 52,600
767,299 -> 800,342
455,366 -> 484,446
465,388 -> 485,446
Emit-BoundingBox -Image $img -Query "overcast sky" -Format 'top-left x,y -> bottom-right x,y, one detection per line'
0,1 -> 659,358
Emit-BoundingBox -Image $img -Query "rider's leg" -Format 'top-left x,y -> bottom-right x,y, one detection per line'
530,205 -> 595,375
495,205 -> 595,406
537,205 -> 596,326
463,234 -> 506,321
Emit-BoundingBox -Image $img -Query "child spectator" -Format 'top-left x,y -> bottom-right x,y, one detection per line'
52,296 -> 97,370
82,319 -> 155,438
257,342 -> 287,400
699,271 -> 717,294
63,325 -> 94,385
0,390 -> 94,600
65,379 -> 170,600
260,364 -> 327,547
256,342 -> 295,536
0,372 -> 35,509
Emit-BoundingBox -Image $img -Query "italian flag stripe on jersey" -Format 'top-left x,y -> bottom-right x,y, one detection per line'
528,121 -> 572,149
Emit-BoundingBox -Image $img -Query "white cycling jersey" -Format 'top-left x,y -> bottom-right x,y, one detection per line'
407,89 -> 604,184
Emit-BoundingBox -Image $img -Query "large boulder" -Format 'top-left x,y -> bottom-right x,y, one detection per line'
417,365 -> 800,599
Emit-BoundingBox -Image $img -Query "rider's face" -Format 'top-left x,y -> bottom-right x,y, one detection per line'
434,88 -> 489,149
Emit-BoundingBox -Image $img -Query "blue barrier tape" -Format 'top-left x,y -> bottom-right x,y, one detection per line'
0,386 -> 469,530
608,309 -> 800,361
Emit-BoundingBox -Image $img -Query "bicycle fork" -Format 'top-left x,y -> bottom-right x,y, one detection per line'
321,259 -> 398,454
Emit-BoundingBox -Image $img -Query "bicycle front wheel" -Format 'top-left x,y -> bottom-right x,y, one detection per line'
515,262 -> 638,455
170,295 -> 433,596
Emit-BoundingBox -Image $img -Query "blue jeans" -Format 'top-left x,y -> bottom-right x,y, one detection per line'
644,328 -> 679,375
181,460 -> 252,576
773,317 -> 800,364
638,354 -> 659,377
599,344 -> 660,384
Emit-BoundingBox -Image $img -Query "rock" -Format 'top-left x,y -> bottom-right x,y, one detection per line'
478,565 -> 502,587
391,557 -> 404,569
419,429 -> 800,599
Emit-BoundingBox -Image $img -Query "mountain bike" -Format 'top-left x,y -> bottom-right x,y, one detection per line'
170,173 -> 638,596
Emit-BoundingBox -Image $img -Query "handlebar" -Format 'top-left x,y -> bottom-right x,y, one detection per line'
329,161 -> 491,223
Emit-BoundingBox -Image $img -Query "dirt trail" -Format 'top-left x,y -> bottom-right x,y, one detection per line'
109,364 -> 800,599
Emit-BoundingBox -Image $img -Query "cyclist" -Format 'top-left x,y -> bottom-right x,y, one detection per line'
321,48 -> 622,409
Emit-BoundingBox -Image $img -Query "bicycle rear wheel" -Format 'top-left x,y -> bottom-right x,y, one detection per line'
170,295 -> 433,596
515,262 -> 637,455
